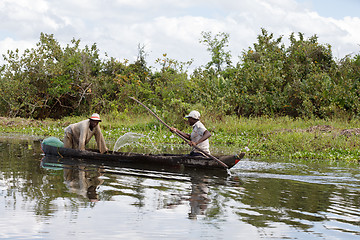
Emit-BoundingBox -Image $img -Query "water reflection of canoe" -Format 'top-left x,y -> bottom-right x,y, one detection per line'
41,142 -> 245,169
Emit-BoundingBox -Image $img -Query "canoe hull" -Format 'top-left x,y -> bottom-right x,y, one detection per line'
41,143 -> 245,169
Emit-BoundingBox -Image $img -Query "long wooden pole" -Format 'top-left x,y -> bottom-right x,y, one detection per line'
130,97 -> 228,169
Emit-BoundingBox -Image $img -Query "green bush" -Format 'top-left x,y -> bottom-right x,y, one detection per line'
1,30 -> 360,121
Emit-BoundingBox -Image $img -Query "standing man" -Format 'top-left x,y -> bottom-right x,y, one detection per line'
63,113 -> 108,153
170,110 -> 211,156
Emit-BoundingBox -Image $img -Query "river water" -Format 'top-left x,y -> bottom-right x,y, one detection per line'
0,136 -> 359,239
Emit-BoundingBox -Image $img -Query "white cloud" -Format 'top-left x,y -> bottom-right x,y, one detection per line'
1,0 -> 360,68
0,38 -> 36,59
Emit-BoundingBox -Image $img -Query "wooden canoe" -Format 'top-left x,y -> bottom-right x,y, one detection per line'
41,142 -> 245,169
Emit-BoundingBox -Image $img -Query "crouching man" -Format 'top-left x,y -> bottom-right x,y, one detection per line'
63,113 -> 108,153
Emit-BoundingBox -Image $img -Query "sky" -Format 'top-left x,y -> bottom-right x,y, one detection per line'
1,0 -> 360,70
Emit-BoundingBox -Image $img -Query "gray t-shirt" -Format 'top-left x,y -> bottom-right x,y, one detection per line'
191,121 -> 210,154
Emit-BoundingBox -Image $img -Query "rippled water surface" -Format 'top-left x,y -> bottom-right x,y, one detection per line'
0,136 -> 359,239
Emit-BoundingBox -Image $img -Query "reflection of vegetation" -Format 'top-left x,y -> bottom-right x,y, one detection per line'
228,178 -> 334,229
1,139 -> 76,216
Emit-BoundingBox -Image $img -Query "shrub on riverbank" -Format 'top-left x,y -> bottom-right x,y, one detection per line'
1,29 -> 360,120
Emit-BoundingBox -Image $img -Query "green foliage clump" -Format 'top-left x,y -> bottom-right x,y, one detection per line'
1,29 -> 360,122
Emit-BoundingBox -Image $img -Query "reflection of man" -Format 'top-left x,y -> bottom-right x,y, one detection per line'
188,177 -> 210,219
63,165 -> 104,201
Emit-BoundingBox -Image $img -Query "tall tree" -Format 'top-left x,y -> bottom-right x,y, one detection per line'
200,31 -> 232,73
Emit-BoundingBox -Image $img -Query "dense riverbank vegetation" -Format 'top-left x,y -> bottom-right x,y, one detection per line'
1,116 -> 360,163
1,29 -> 360,121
